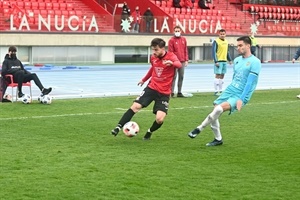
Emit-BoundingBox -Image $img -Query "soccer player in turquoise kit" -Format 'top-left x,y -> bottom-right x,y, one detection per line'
212,29 -> 232,96
188,36 -> 261,146
111,38 -> 181,140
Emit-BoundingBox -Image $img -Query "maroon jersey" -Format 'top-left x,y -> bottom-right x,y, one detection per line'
142,51 -> 181,95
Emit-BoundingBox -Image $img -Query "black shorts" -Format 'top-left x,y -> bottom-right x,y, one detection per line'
134,86 -> 170,114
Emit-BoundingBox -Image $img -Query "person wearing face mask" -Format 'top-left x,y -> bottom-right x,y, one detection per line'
132,6 -> 141,33
168,26 -> 189,97
1,46 -> 52,98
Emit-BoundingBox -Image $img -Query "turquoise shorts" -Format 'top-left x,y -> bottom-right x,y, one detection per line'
213,88 -> 245,114
214,61 -> 227,75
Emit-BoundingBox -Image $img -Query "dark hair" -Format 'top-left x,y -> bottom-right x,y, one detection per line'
219,29 -> 226,33
174,25 -> 181,30
8,46 -> 17,52
237,36 -> 252,46
151,38 -> 166,48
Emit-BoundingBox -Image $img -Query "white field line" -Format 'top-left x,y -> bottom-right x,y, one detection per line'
0,100 -> 298,121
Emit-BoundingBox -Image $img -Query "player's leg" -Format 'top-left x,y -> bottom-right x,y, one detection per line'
206,119 -> 223,146
218,62 -> 227,94
171,68 -> 178,97
143,111 -> 166,140
111,102 -> 143,136
187,91 -> 231,139
24,73 -> 52,95
13,70 -> 25,97
177,63 -> 185,97
214,64 -> 222,95
111,87 -> 154,136
143,94 -> 169,140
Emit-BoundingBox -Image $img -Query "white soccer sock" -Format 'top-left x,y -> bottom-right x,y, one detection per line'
197,105 -> 223,131
214,78 -> 219,92
211,119 -> 222,141
219,79 -> 224,92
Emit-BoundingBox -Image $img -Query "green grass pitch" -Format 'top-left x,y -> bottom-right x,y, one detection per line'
0,89 -> 299,200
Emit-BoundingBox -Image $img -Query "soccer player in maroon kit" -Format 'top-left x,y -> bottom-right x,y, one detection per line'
111,38 -> 182,140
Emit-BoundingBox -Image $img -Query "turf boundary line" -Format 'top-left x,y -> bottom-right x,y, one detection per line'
0,100 -> 298,121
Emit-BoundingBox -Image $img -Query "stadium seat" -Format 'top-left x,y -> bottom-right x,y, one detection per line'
31,2 -> 38,10
54,10 -> 62,16
281,26 -> 286,32
17,2 -> 24,8
186,8 -> 191,15
69,10 -> 75,16
66,3 -> 73,10
170,7 -> 175,14
52,3 -> 59,10
38,2 -> 46,10
181,8 -> 187,15
45,2 -> 52,10
5,74 -> 32,103
60,3 -> 67,10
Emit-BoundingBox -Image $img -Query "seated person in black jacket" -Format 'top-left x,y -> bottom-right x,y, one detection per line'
198,0 -> 210,9
1,46 -> 52,98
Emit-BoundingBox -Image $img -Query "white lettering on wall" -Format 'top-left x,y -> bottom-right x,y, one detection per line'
9,14 -> 222,34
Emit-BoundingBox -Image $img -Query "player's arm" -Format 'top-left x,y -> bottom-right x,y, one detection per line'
212,41 -> 218,63
138,65 -> 153,86
184,38 -> 189,63
168,39 -> 174,52
227,44 -> 232,64
236,72 -> 258,111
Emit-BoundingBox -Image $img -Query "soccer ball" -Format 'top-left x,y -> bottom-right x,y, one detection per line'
123,121 -> 139,137
37,94 -> 43,103
41,95 -> 52,104
21,94 -> 31,104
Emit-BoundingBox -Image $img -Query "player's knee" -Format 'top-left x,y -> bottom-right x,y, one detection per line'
130,103 -> 142,112
155,117 -> 164,124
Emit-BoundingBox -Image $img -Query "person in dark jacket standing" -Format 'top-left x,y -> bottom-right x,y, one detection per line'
1,46 -> 52,98
143,7 -> 154,33
168,26 -> 189,97
121,1 -> 130,20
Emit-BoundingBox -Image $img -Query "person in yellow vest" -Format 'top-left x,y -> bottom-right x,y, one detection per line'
212,29 -> 232,96
248,32 -> 261,56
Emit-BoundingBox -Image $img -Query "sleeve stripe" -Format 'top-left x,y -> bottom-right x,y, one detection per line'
250,71 -> 258,76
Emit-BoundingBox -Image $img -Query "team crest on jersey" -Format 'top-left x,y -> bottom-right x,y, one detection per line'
155,67 -> 163,77
246,62 -> 251,66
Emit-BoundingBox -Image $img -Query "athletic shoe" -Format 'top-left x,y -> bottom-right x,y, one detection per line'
206,139 -> 223,146
111,126 -> 121,136
214,92 -> 218,96
42,87 -> 52,95
297,94 -> 300,99
188,128 -> 200,139
171,93 -> 174,97
143,131 -> 152,140
177,93 -> 186,98
18,92 -> 24,98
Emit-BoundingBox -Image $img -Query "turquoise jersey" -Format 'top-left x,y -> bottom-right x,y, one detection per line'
227,55 -> 261,103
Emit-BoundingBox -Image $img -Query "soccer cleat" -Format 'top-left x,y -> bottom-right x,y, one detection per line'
171,93 -> 174,97
206,139 -> 223,147
42,87 -> 52,95
18,92 -> 24,98
297,94 -> 300,99
111,126 -> 121,136
214,92 -> 219,96
188,128 -> 200,139
143,131 -> 152,140
177,93 -> 186,98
